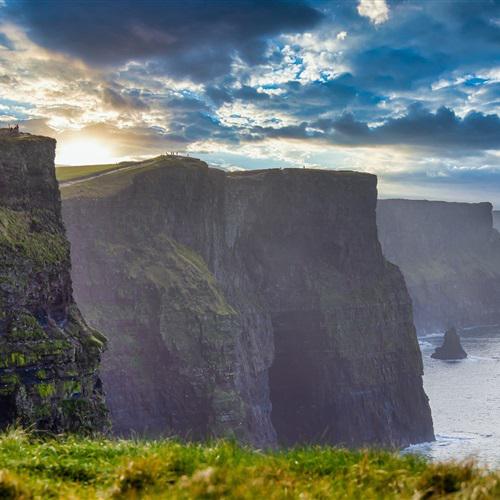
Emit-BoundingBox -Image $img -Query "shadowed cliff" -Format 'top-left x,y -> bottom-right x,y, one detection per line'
0,133 -> 108,432
377,199 -> 500,333
61,156 -> 433,447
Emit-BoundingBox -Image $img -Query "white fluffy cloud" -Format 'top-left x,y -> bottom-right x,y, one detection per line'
357,0 -> 390,25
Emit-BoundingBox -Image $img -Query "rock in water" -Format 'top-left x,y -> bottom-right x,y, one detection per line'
0,133 -> 108,432
61,156 -> 434,447
431,327 -> 467,360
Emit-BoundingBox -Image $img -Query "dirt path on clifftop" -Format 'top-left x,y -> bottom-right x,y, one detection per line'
58,163 -> 147,187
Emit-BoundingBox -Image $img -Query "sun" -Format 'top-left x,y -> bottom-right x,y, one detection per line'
56,138 -> 115,166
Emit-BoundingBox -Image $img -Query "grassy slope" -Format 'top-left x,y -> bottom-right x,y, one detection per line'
0,430 -> 498,499
60,156 -> 205,200
56,163 -> 134,182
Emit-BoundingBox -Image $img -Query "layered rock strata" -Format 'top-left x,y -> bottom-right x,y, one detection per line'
62,157 -> 433,447
378,199 -> 500,333
0,133 -> 107,432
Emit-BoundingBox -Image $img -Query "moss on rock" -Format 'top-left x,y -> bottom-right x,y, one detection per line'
0,133 -> 108,434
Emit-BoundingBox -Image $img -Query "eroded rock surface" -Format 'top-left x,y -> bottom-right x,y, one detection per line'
431,327 -> 467,360
0,133 -> 108,432
378,200 -> 500,333
62,157 -> 434,447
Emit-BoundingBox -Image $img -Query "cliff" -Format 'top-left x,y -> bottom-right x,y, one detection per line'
494,211 -> 500,231
61,156 -> 433,447
377,199 -> 500,333
0,133 -> 107,432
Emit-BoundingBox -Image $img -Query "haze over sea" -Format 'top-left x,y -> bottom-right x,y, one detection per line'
408,326 -> 500,466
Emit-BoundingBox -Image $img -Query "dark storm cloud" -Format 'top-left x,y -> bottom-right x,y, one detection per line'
101,87 -> 149,111
4,0 -> 323,81
247,105 -> 500,151
205,82 -> 271,106
284,75 -> 383,119
451,0 -> 500,44
2,0 -> 499,208
168,111 -> 238,144
329,0 -> 500,92
145,93 -> 238,144
351,47 -> 448,91
371,105 -> 500,150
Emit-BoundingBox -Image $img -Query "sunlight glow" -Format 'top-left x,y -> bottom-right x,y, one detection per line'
56,138 -> 115,165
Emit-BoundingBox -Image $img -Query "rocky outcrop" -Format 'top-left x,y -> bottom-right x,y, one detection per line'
61,156 -> 434,447
0,133 -> 108,432
431,327 -> 467,360
377,199 -> 500,334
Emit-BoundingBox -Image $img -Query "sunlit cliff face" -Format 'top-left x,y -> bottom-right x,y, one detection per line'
0,0 -> 499,205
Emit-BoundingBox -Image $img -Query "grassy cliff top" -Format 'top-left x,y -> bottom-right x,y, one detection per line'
60,156 -> 206,199
0,429 -> 498,499
379,198 -> 493,210
229,168 -> 374,179
0,131 -> 55,144
56,163 -> 134,182
60,155 -> 375,200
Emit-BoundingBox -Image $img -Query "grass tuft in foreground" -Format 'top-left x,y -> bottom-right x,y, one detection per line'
0,428 -> 498,498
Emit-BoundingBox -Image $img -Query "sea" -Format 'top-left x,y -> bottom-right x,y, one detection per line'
405,325 -> 500,466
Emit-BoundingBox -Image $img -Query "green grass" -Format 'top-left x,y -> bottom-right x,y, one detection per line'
0,429 -> 499,499
60,156 -> 204,199
55,163 -> 135,182
0,207 -> 69,268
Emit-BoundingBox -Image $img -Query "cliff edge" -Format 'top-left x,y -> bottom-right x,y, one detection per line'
62,156 -> 433,447
0,133 -> 107,432
377,199 -> 500,333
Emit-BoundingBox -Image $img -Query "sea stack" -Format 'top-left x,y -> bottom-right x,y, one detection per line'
431,327 -> 467,360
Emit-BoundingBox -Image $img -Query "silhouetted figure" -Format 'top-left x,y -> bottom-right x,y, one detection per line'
431,326 -> 467,360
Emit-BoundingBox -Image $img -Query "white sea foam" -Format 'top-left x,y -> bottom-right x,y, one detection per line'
406,329 -> 500,467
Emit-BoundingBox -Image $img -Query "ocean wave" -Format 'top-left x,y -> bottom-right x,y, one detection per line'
418,341 -> 434,349
419,333 -> 444,339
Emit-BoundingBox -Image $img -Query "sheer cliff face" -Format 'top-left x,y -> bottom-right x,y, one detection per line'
0,134 -> 107,432
377,199 -> 500,333
62,157 -> 433,447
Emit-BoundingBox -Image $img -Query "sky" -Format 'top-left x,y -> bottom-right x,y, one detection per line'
0,0 -> 499,206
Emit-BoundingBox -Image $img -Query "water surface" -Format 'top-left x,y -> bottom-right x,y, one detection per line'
408,326 -> 500,466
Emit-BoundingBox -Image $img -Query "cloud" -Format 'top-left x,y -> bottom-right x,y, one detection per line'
4,0 -> 323,81
1,0 -> 500,207
101,87 -> 148,111
243,104 -> 500,152
357,0 -> 389,25
371,105 -> 500,150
